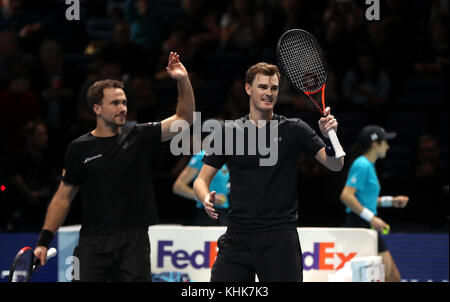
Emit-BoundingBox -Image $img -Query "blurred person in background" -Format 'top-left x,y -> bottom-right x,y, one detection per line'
340,125 -> 409,282
7,119 -> 57,230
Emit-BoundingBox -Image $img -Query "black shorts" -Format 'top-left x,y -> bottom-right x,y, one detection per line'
72,228 -> 151,282
343,213 -> 388,253
211,228 -> 303,282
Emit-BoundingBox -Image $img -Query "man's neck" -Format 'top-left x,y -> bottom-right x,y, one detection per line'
91,120 -> 121,137
249,110 -> 273,126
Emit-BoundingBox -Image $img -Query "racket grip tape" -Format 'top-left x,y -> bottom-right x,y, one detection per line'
327,129 -> 345,158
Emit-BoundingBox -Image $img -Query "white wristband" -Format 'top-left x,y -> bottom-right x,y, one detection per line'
380,196 -> 393,207
359,208 -> 374,222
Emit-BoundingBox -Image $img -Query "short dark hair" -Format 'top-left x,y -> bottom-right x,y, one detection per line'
245,62 -> 280,85
86,79 -> 124,112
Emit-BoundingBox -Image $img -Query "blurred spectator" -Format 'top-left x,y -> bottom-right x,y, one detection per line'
0,64 -> 41,153
342,53 -> 390,110
323,0 -> 365,37
223,78 -> 248,120
123,0 -> 163,49
159,27 -> 194,72
178,0 -> 219,52
124,0 -> 163,74
162,0 -> 219,74
219,0 -> 265,55
414,18 -> 449,75
98,21 -> 147,75
380,0 -> 417,92
0,0 -> 52,52
37,39 -> 75,130
322,16 -> 353,80
7,119 -> 58,230
0,29 -> 37,89
0,0 -> 41,35
127,73 -> 159,122
365,21 -> 387,62
412,134 -> 443,178
429,0 -> 449,21
264,0 -> 318,48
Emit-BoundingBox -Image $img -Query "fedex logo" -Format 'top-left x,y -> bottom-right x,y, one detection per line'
303,242 -> 357,271
157,240 -> 218,269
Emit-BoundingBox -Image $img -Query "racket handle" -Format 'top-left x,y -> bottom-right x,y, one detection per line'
46,247 -> 57,259
33,248 -> 57,269
327,128 -> 346,158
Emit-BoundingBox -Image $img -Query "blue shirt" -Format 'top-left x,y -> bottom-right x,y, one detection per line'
188,151 -> 230,209
345,156 -> 380,215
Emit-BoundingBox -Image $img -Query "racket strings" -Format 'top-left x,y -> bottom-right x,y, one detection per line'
279,33 -> 327,92
10,249 -> 33,282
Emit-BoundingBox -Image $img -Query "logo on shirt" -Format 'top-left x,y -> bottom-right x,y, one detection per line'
350,177 -> 357,184
83,154 -> 102,164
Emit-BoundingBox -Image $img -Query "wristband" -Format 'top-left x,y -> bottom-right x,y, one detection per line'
359,208 -> 374,223
37,229 -> 54,248
323,138 -> 335,157
380,196 -> 393,207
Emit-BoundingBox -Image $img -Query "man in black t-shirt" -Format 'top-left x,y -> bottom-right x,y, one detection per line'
193,62 -> 345,282
33,52 -> 195,281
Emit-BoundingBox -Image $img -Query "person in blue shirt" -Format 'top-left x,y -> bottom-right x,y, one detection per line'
173,149 -> 230,226
340,125 -> 409,282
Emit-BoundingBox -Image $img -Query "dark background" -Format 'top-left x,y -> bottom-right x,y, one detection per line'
0,0 -> 448,233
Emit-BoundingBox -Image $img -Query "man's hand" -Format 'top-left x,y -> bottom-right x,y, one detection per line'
203,191 -> 218,220
34,246 -> 48,266
166,52 -> 188,81
318,107 -> 338,138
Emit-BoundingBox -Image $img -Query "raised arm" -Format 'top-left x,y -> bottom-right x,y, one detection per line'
315,107 -> 344,171
160,52 -> 195,142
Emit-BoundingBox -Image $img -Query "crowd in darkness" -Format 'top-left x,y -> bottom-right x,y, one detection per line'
0,0 -> 448,231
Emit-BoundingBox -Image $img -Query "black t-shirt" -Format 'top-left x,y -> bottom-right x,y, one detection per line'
202,114 -> 324,232
62,121 -> 161,235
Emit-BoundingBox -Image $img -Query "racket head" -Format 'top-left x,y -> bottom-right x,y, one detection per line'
277,29 -> 328,93
8,247 -> 34,282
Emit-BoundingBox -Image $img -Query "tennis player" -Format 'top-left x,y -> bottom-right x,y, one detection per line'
33,52 -> 195,281
193,62 -> 344,282
340,125 -> 409,282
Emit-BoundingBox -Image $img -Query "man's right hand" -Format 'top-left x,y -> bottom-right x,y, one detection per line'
34,246 -> 48,266
203,191 -> 218,219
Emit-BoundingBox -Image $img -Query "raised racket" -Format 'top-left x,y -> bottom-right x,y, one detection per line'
8,247 -> 57,282
277,28 -> 345,158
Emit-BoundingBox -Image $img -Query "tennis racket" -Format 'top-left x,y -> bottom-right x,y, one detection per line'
8,247 -> 57,282
277,29 -> 345,158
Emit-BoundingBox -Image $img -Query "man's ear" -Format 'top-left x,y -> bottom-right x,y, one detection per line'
93,103 -> 101,115
244,83 -> 251,96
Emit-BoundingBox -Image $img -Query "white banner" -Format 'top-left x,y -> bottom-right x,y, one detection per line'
58,225 -> 377,282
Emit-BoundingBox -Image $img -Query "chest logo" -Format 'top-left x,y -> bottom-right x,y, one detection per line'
84,154 -> 102,164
